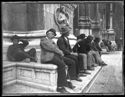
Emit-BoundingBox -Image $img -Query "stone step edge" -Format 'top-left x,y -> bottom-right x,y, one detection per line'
81,66 -> 103,93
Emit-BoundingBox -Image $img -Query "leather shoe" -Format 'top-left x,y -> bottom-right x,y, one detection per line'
101,63 -> 107,66
75,77 -> 82,82
57,87 -> 69,93
79,73 -> 87,77
84,71 -> 91,74
93,64 -> 98,67
79,70 -> 85,73
88,67 -> 94,70
67,81 -> 75,89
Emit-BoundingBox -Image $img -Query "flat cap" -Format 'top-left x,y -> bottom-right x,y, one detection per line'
46,28 -> 57,36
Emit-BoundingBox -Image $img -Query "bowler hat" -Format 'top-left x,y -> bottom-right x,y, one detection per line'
86,35 -> 93,41
77,34 -> 86,40
79,34 -> 86,39
46,28 -> 56,36
10,35 -> 20,41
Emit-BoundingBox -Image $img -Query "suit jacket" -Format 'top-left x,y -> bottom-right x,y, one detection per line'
72,41 -> 81,53
7,40 -> 29,61
91,41 -> 102,52
78,39 -> 92,54
40,37 -> 63,63
57,35 -> 72,55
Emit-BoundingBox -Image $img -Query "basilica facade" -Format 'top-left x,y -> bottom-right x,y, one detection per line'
2,1 -> 124,49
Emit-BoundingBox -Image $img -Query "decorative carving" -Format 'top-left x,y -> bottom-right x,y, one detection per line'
54,6 -> 71,32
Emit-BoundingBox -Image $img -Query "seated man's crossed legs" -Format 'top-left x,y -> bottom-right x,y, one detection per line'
90,50 -> 107,66
14,48 -> 37,63
26,48 -> 38,62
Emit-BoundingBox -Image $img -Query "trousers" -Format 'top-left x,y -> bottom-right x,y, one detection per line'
87,51 -> 96,68
14,48 -> 37,62
64,54 -> 80,77
89,50 -> 104,66
46,55 -> 68,87
78,53 -> 87,70
63,56 -> 77,80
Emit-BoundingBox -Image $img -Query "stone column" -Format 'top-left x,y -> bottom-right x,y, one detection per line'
107,3 -> 115,42
90,3 -> 100,37
101,4 -> 107,39
78,4 -> 91,36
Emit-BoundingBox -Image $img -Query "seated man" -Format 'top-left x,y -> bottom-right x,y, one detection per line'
57,26 -> 86,78
40,28 -> 75,93
7,35 -> 37,62
76,35 -> 96,70
73,34 -> 91,74
91,37 -> 102,56
91,37 -> 107,66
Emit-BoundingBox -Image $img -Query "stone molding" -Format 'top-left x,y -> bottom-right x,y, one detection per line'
2,30 -> 76,40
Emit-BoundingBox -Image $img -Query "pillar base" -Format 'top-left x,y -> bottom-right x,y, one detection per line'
107,29 -> 117,50
107,29 -> 115,34
107,29 -> 115,41
80,29 -> 92,36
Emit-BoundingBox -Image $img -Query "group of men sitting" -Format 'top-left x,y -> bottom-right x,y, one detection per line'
100,39 -> 115,52
7,26 -> 107,93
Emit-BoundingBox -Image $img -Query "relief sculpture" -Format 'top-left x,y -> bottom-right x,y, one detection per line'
54,6 -> 72,32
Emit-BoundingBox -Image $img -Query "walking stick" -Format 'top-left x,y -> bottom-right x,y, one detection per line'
65,66 -> 73,88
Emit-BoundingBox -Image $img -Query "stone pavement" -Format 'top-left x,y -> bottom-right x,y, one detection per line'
87,51 -> 124,95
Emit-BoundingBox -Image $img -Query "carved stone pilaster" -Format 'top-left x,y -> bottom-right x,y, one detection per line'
78,4 -> 91,36
79,16 -> 91,29
107,3 -> 115,42
89,3 -> 101,37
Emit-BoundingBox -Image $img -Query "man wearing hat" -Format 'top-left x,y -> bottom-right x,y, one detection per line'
57,26 -> 84,81
76,35 -> 96,70
72,34 -> 91,75
91,37 -> 108,66
7,35 -> 37,62
40,28 -> 76,93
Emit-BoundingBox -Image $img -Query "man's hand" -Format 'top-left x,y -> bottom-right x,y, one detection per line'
71,52 -> 78,56
23,58 -> 30,63
65,65 -> 68,70
59,50 -> 64,56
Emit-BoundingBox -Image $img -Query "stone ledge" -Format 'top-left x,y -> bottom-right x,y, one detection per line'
3,80 -> 17,88
3,62 -> 17,68
16,62 -> 57,70
3,30 -> 77,40
3,61 -> 58,92
16,79 -> 57,92
3,61 -> 57,70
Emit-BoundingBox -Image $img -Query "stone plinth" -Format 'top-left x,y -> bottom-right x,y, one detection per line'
3,62 -> 58,92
